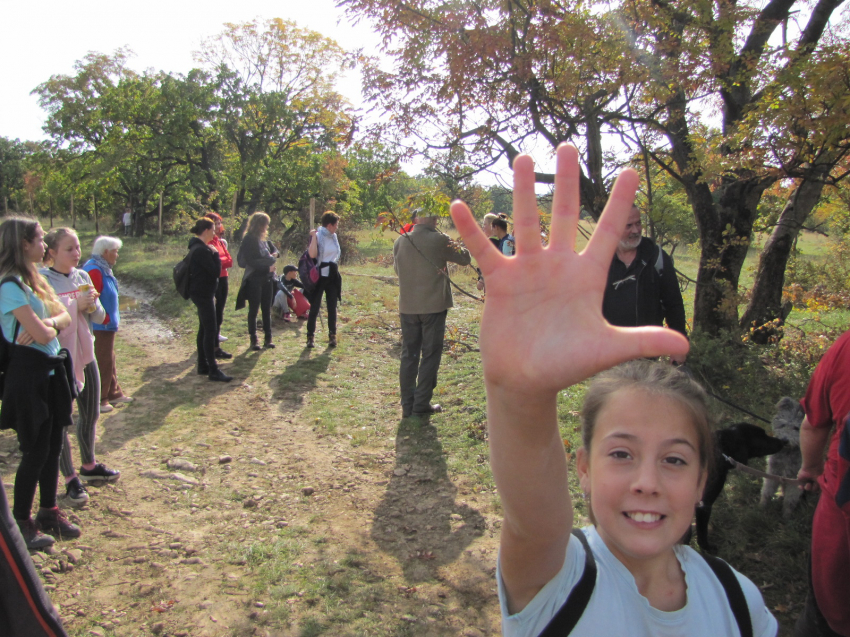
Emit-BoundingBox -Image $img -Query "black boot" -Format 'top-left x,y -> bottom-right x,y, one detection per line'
263,335 -> 275,349
214,348 -> 232,359
249,335 -> 261,351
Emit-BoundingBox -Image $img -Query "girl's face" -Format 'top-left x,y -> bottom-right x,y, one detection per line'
23,224 -> 46,264
200,226 -> 216,244
576,388 -> 705,567
482,219 -> 494,236
327,221 -> 339,235
214,221 -> 223,236
50,235 -> 82,273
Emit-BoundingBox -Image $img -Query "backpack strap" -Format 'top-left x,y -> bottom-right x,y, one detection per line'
700,552 -> 753,637
654,244 -> 664,276
0,275 -> 25,343
539,529 -> 597,637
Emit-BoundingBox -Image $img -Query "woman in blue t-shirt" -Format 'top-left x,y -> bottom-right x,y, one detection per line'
0,217 -> 81,550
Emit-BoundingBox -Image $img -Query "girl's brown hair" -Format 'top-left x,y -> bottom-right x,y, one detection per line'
246,212 -> 270,239
43,227 -> 79,266
190,218 -> 214,235
581,360 -> 714,471
0,217 -> 63,314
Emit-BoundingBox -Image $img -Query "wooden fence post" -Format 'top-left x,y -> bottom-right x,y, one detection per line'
158,193 -> 163,237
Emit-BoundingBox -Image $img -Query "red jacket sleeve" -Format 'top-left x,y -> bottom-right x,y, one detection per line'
88,269 -> 104,293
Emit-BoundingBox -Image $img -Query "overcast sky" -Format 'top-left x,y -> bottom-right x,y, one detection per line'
0,0 -> 378,142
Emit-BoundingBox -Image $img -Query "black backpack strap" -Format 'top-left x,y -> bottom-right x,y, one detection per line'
539,529 -> 597,637
700,552 -> 753,637
0,275 -> 25,342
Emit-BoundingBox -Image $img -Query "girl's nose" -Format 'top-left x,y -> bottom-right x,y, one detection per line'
631,460 -> 661,495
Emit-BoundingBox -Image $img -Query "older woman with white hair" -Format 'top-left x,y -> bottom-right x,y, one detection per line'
82,236 -> 133,414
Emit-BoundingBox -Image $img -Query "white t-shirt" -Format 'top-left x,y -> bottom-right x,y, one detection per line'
316,226 -> 340,277
498,526 -> 777,637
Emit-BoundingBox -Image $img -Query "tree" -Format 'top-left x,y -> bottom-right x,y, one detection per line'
0,137 -> 27,214
341,0 -> 850,336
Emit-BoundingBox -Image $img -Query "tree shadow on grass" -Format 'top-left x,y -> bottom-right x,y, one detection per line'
371,416 -> 485,583
94,349 -> 261,455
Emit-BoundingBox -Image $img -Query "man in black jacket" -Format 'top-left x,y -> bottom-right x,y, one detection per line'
601,205 -> 687,363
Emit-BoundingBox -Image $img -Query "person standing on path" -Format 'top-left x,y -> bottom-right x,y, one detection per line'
42,228 -> 120,506
188,218 -> 232,382
122,209 -> 132,237
235,212 -> 278,351
82,236 -> 133,413
306,212 -> 342,349
601,204 -> 687,363
393,211 -> 471,418
0,217 -> 80,549
795,329 -> 850,637
204,212 -> 233,359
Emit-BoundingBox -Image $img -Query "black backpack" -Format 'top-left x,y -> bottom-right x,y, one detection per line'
538,529 -> 753,637
0,276 -> 24,396
173,244 -> 202,300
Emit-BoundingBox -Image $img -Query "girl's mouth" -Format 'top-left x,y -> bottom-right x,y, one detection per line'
625,512 -> 663,523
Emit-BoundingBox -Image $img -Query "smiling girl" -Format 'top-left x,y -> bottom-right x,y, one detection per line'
450,145 -> 777,637
42,228 -> 120,505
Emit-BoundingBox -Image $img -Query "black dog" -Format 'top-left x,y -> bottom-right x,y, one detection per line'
695,422 -> 786,552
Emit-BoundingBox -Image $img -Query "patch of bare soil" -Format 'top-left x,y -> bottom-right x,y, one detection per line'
1,294 -> 502,636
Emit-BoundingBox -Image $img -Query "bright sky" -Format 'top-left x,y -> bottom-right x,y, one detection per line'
0,0 -> 378,143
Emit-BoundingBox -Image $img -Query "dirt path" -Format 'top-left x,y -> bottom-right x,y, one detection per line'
1,287 -> 502,636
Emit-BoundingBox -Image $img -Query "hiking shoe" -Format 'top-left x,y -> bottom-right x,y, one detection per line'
35,508 -> 81,540
65,477 -> 90,506
209,369 -> 233,382
16,518 -> 55,550
263,340 -> 276,349
214,348 -> 233,359
306,337 -> 315,348
79,463 -> 121,483
413,404 -> 443,417
329,334 -> 337,348
99,403 -> 114,413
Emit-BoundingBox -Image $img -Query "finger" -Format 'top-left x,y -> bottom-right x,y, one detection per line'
583,168 -> 639,269
548,144 -> 581,251
604,326 -> 690,369
450,200 -> 500,272
511,155 -> 543,255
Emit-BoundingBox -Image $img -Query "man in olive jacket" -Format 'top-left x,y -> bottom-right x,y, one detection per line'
393,213 -> 471,418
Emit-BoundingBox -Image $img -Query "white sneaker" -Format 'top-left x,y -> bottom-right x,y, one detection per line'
218,334 -> 228,342
100,403 -> 114,413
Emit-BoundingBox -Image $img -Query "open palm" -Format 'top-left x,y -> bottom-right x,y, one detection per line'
451,145 -> 688,395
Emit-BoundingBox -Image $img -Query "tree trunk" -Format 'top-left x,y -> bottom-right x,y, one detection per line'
740,175 -> 828,341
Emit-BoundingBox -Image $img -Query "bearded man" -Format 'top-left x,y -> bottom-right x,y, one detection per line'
601,205 -> 687,361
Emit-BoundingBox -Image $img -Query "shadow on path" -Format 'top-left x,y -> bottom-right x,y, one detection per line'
371,417 -> 485,583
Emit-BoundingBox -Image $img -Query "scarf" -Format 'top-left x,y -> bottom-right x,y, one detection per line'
88,254 -> 114,279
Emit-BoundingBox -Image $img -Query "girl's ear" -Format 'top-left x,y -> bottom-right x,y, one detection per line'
576,447 -> 590,494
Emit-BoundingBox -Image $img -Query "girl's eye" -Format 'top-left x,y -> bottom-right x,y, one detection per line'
663,456 -> 687,466
610,450 -> 631,460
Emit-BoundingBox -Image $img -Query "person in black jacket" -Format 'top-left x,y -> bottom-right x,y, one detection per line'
235,212 -> 278,351
601,205 -> 688,363
187,218 -> 231,382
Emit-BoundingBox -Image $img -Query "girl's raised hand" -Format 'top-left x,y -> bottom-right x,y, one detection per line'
450,144 -> 688,397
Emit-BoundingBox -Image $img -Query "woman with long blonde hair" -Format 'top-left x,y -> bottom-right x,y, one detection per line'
0,217 -> 80,549
235,212 -> 278,350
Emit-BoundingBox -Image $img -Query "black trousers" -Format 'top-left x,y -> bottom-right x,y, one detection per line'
399,311 -> 447,415
192,294 -> 219,373
13,375 -> 66,520
306,275 -> 339,338
214,276 -> 228,339
246,277 -> 273,341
